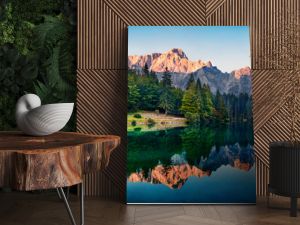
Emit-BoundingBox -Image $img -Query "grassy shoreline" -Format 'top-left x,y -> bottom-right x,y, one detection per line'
128,111 -> 187,132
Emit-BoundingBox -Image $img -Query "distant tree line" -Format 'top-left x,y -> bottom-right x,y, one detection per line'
127,122 -> 254,174
128,64 -> 252,124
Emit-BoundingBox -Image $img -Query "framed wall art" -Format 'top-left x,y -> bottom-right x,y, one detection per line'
127,26 -> 255,204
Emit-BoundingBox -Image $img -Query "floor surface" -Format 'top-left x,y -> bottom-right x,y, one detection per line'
0,192 -> 299,225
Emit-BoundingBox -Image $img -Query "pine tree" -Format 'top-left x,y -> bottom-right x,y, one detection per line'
201,84 -> 215,121
149,69 -> 158,83
159,90 -> 175,115
196,79 -> 204,118
162,67 -> 172,87
214,90 -> 228,122
186,74 -> 195,89
143,63 -> 149,76
180,82 -> 202,123
196,78 -> 202,91
246,96 -> 253,120
128,84 -> 141,112
171,88 -> 184,115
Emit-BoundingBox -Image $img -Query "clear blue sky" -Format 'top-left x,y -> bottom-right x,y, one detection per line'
128,26 -> 251,73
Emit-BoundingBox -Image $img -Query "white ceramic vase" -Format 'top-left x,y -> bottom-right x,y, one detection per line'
16,94 -> 74,136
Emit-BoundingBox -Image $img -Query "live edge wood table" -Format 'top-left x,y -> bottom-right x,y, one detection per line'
0,131 -> 120,225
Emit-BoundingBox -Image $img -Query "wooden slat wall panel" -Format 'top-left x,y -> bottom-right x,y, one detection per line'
254,103 -> 292,166
77,69 -> 127,200
256,157 -> 269,196
77,0 -> 300,199
104,0 -> 206,26
77,0 -> 127,69
252,70 -> 292,132
83,172 -> 122,199
206,0 -> 226,17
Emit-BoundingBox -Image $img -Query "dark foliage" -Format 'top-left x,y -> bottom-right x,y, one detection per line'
0,0 -> 77,131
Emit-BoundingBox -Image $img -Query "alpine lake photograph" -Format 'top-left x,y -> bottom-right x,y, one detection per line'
127,26 -> 255,204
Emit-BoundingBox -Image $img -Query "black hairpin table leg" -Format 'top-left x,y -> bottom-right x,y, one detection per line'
57,187 -> 70,200
57,183 -> 84,225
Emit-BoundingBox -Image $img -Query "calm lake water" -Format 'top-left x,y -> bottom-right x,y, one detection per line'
127,123 -> 256,203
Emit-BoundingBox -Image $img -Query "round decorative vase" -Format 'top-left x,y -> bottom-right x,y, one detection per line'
16,94 -> 74,136
269,141 -> 300,216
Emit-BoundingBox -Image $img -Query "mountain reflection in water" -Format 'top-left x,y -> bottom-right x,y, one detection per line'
127,124 -> 255,203
128,143 -> 254,189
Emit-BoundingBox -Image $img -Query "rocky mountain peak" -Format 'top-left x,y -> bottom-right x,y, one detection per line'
232,66 -> 251,79
128,48 -> 212,73
128,49 -> 251,96
206,60 -> 213,67
166,48 -> 188,59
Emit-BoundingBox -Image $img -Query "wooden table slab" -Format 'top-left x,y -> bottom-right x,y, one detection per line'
0,132 -> 120,191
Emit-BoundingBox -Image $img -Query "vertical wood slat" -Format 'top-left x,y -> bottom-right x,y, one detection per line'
77,0 -> 127,70
77,0 -> 300,200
